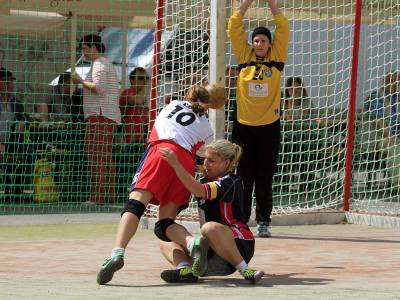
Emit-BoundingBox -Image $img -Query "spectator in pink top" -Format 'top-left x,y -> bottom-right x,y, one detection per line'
72,34 -> 121,204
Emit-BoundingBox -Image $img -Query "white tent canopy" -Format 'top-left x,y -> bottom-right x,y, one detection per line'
5,0 -> 155,17
0,0 -> 156,37
0,0 -> 162,92
0,10 -> 67,37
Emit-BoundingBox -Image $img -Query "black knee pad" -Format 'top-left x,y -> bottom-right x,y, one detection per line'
154,218 -> 176,242
121,199 -> 146,219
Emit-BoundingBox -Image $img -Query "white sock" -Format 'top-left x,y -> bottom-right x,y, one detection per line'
177,261 -> 191,269
111,247 -> 125,258
235,260 -> 248,273
186,237 -> 194,252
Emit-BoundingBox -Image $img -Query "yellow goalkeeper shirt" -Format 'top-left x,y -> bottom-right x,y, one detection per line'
227,11 -> 290,126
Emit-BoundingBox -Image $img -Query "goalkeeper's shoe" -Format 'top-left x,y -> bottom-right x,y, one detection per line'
189,236 -> 209,277
160,267 -> 198,283
240,268 -> 264,283
257,222 -> 271,238
97,254 -> 124,285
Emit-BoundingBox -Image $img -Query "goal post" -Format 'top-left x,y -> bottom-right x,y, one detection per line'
0,0 -> 399,220
208,0 -> 227,140
343,0 -> 363,212
151,0 -> 400,219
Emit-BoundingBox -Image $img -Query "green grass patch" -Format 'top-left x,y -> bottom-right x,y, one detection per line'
0,223 -> 123,241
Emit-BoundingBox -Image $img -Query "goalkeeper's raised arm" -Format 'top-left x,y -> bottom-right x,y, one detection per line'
239,0 -> 280,16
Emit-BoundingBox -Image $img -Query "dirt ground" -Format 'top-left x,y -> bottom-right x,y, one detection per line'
0,221 -> 399,300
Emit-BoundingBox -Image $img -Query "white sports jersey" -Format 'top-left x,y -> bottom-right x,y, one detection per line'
148,100 -> 214,157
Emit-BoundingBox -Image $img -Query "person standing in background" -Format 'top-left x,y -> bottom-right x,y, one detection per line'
363,71 -> 400,188
228,0 -> 290,237
72,34 -> 121,204
283,77 -> 313,121
35,72 -> 73,123
119,67 -> 149,169
117,67 -> 149,200
283,77 -> 317,192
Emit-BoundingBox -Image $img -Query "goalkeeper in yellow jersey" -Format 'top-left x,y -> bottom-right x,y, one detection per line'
228,0 -> 290,237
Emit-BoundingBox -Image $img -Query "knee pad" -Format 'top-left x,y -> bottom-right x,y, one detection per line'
154,218 -> 176,242
121,199 -> 146,219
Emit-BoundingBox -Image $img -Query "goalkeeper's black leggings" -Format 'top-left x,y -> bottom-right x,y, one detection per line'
232,119 -> 281,224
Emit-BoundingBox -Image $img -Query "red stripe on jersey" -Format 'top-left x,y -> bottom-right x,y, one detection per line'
148,126 -> 159,142
191,140 -> 205,158
202,183 -> 211,200
201,182 -> 218,200
220,201 -> 254,240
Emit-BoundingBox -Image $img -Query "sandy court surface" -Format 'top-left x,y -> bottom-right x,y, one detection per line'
0,222 -> 399,300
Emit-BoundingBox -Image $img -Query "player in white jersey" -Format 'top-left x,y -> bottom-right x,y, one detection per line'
97,85 -> 214,285
148,99 -> 214,157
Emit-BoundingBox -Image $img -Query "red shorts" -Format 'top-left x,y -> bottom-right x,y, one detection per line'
131,141 -> 195,210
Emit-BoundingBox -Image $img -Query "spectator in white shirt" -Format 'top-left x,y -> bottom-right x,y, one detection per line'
73,34 -> 121,204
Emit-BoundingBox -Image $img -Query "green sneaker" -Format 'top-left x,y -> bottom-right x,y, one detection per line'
160,267 -> 198,283
190,236 -> 209,277
96,254 -> 124,285
240,268 -> 264,283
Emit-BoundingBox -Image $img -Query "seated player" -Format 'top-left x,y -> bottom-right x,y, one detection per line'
158,139 -> 264,283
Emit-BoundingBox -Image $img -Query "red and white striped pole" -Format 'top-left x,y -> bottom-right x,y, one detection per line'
343,0 -> 363,211
150,0 -> 164,130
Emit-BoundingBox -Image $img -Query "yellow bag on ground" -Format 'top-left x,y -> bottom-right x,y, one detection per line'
33,158 -> 59,203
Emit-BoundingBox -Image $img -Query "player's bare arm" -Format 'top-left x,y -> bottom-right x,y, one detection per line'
240,0 -> 280,16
